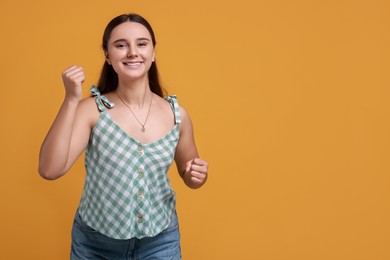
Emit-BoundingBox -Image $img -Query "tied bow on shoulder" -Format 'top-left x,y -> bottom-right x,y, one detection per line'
90,86 -> 115,112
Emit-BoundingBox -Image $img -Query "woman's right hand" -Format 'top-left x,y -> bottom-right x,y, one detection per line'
62,65 -> 85,102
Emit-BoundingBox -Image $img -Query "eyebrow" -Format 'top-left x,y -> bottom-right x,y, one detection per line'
112,38 -> 151,44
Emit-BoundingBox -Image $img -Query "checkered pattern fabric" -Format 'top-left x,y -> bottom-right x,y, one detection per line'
78,87 -> 181,239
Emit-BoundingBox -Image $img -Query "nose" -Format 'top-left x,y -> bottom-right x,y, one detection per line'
127,44 -> 138,58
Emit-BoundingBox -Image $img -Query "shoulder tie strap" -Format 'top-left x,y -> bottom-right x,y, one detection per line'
90,86 -> 115,112
166,95 -> 181,124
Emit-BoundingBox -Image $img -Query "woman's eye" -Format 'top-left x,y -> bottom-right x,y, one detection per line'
116,43 -> 127,48
138,42 -> 147,47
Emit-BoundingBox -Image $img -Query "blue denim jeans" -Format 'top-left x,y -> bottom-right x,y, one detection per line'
71,211 -> 181,260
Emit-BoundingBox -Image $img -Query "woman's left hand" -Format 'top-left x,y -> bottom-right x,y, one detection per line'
183,158 -> 208,189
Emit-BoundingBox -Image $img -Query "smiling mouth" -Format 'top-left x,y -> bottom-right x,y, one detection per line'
123,61 -> 143,66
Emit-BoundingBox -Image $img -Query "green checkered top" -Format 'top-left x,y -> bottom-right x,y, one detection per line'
78,86 -> 181,239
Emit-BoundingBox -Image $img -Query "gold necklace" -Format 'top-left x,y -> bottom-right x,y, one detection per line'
117,92 -> 153,133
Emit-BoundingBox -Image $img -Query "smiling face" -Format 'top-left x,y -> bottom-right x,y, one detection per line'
106,21 -> 155,82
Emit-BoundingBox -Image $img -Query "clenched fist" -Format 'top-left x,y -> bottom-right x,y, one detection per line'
62,65 -> 85,102
183,158 -> 208,189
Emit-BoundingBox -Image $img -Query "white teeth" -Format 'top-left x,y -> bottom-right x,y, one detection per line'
124,62 -> 142,65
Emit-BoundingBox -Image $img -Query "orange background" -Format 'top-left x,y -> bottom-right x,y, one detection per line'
1,0 -> 389,259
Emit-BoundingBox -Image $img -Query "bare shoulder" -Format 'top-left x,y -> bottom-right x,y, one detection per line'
177,105 -> 194,133
178,105 -> 191,123
163,95 -> 190,123
75,97 -> 100,127
78,96 -> 98,112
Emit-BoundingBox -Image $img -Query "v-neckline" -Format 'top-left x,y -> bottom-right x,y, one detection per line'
97,111 -> 179,147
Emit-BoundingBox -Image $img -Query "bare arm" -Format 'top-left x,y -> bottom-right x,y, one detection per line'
174,106 -> 208,189
38,66 -> 92,180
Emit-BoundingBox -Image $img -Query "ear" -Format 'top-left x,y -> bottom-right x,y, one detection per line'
105,52 -> 111,65
152,51 -> 155,62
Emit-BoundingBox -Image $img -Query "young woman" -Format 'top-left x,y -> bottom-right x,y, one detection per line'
39,13 -> 208,259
